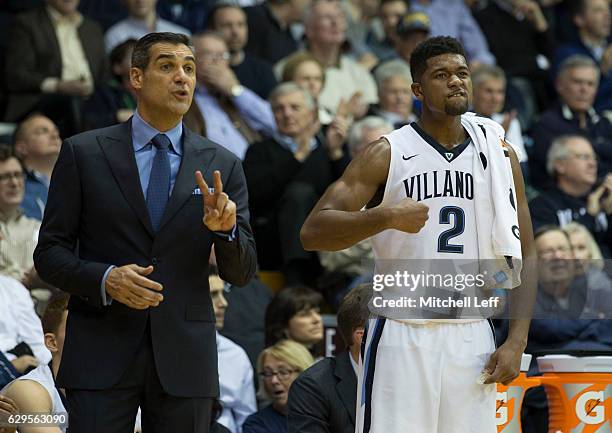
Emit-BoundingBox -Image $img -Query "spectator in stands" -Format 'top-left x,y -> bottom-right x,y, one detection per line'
369,60 -> 416,128
530,55 -> 612,188
275,0 -> 378,118
410,0 -> 495,67
390,11 -> 430,65
562,222 -> 612,317
104,0 -> 190,52
341,0 -> 380,70
264,286 -> 324,356
475,0 -> 555,125
0,293 -> 69,433
4,0 -> 107,137
553,0 -> 612,113
84,38 -> 138,129
243,340 -> 315,433
0,275 -> 51,374
0,352 -> 18,390
184,32 -> 276,160
366,0 -> 409,61
288,284 -> 372,433
471,65 -> 528,168
529,135 -> 612,257
346,116 -> 393,157
243,83 -> 350,281
281,52 -> 333,124
13,115 -> 61,221
208,1 -> 278,99
244,0 -> 307,64
0,146 -> 41,285
157,0 -> 211,34
210,269 -> 257,433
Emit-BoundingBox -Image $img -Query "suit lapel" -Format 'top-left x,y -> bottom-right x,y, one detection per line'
335,351 -> 357,425
98,121 -> 155,237
158,128 -> 216,231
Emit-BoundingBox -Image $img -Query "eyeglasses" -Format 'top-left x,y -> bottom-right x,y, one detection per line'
538,246 -> 572,258
0,171 -> 25,183
259,368 -> 299,381
568,153 -> 597,161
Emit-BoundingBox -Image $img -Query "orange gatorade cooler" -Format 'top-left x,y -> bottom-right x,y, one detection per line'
497,354 -> 541,432
536,355 -> 612,433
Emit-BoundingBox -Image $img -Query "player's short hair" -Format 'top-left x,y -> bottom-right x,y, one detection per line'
269,82 -> 316,111
41,293 -> 70,334
337,284 -> 373,347
132,32 -> 193,71
409,36 -> 467,83
546,134 -> 592,177
264,286 -> 323,346
471,64 -> 506,89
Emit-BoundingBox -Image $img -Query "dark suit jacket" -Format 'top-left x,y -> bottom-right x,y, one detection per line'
4,6 -> 107,121
33,120 -> 257,397
287,351 -> 357,433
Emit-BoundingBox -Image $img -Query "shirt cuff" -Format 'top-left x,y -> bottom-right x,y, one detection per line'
41,77 -> 60,93
214,225 -> 237,242
100,265 -> 115,306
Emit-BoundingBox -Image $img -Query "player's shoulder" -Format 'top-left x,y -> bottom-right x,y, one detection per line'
2,378 -> 52,411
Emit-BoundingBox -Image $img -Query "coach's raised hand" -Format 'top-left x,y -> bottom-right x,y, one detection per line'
387,198 -> 429,233
195,170 -> 237,232
105,265 -> 164,310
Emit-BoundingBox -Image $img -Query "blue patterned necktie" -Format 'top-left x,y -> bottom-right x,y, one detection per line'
146,133 -> 171,232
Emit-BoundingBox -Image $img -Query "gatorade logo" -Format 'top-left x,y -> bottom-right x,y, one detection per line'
496,392 -> 508,425
575,391 -> 605,425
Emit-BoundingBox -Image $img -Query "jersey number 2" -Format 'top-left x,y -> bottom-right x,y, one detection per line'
437,206 -> 464,253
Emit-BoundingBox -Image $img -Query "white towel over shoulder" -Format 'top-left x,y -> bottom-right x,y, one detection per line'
461,112 -> 522,289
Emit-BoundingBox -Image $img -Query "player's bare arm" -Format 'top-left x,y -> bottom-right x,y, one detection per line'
484,144 -> 537,386
2,380 -> 62,433
301,139 -> 429,251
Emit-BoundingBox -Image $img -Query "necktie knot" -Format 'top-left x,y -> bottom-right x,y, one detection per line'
152,133 -> 171,151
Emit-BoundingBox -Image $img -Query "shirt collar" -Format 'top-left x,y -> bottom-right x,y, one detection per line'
46,5 -> 83,26
132,110 -> 183,155
0,208 -> 23,223
274,133 -> 319,154
561,103 -> 600,124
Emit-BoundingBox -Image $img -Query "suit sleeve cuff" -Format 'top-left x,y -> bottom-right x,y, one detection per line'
214,224 -> 237,242
100,265 -> 115,306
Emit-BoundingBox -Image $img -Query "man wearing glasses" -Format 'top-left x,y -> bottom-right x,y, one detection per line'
0,145 -> 41,284
529,135 -> 612,257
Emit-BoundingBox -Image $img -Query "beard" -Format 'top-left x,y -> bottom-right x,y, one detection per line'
444,98 -> 469,116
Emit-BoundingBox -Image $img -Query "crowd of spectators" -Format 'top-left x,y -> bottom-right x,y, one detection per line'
0,0 -> 611,432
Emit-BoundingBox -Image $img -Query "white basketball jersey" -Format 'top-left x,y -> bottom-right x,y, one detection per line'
371,123 -> 479,261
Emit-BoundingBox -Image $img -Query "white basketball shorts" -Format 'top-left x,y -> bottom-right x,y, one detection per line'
356,318 -> 497,433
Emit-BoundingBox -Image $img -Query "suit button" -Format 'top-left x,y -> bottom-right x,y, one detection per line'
152,258 -> 158,265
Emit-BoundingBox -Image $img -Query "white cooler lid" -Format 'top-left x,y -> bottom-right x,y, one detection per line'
536,355 -> 612,373
520,354 -> 532,372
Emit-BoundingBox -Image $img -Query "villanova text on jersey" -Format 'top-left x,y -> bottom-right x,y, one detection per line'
402,170 -> 474,202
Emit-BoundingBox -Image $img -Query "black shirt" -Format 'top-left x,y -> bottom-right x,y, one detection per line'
244,4 -> 299,65
232,53 -> 278,100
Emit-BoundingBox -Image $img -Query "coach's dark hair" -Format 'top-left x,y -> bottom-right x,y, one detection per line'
337,284 -> 372,347
409,36 -> 467,83
264,286 -> 323,346
132,32 -> 193,71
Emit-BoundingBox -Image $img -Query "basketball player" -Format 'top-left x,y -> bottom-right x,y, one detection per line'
300,37 -> 536,433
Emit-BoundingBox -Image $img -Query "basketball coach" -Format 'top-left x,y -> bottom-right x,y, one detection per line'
34,32 -> 257,433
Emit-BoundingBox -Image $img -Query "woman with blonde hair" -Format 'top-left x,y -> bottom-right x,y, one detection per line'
562,222 -> 612,318
242,340 -> 315,433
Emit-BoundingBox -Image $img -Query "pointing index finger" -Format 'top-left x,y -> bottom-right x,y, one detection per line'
195,171 -> 211,196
